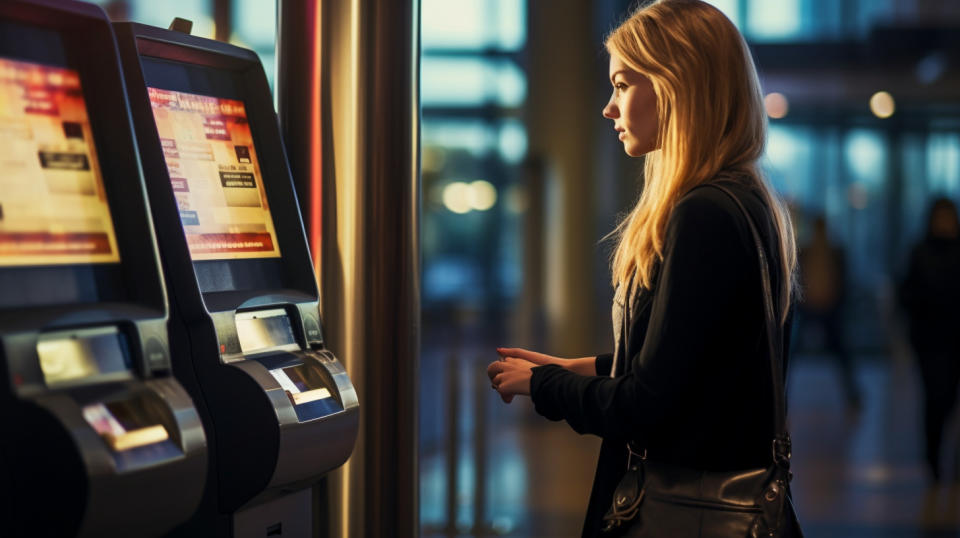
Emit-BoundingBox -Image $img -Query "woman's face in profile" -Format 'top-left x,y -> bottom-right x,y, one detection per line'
602,54 -> 659,157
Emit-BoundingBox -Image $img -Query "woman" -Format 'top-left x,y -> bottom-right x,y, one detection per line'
487,1 -> 799,536
900,198 -> 960,483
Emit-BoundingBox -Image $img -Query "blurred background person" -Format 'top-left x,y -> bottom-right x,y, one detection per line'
797,215 -> 862,411
900,198 -> 960,483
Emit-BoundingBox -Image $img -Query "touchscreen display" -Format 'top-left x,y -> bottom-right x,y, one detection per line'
0,57 -> 121,267
147,87 -> 281,260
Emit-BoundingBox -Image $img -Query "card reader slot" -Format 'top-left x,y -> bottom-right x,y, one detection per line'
235,308 -> 300,355
82,388 -> 183,456
288,387 -> 331,405
104,424 -> 170,451
261,355 -> 345,422
282,361 -> 342,407
37,326 -> 134,389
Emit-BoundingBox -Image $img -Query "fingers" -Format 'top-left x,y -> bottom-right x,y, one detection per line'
494,373 -> 513,403
488,361 -> 509,389
487,361 -> 498,381
488,358 -> 525,380
490,368 -> 516,402
488,356 -> 530,405
486,360 -> 505,382
497,347 -> 532,359
503,357 -> 534,371
497,347 -> 552,365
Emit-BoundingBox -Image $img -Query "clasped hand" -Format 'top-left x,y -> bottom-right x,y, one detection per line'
486,347 -> 560,403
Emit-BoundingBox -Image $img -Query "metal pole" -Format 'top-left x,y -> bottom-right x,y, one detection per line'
445,356 -> 460,533
472,356 -> 490,535
213,0 -> 231,42
277,1 -> 421,537
276,3 -> 329,534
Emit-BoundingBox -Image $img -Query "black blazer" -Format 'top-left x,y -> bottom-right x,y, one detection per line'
529,179 -> 792,538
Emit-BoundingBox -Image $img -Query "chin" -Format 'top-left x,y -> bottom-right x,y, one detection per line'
623,143 -> 651,158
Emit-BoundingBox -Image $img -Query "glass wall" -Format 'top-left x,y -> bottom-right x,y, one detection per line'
709,0 -> 897,41
420,0 -> 528,531
420,0 -> 527,309
93,0 -> 277,92
231,0 -> 277,93
122,0 -> 216,38
760,117 -> 960,351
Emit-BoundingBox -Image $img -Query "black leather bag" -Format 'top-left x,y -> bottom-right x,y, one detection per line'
601,183 -> 803,537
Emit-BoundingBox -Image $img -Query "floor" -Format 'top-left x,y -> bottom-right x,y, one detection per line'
419,331 -> 960,537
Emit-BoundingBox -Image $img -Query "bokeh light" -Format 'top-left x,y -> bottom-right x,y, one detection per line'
442,182 -> 473,214
469,180 -> 497,211
764,92 -> 789,119
441,180 -> 499,213
869,91 -> 895,119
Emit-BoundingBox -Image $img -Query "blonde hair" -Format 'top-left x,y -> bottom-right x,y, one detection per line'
606,0 -> 797,321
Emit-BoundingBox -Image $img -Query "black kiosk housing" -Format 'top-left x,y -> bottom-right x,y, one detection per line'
113,22 -> 359,536
0,2 -> 207,537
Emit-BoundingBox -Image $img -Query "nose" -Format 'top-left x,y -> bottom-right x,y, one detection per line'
602,92 -> 618,120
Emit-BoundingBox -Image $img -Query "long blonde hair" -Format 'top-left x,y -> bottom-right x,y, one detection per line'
606,0 -> 797,320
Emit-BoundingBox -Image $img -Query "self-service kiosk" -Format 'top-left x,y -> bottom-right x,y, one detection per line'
112,22 -> 360,537
0,2 -> 207,537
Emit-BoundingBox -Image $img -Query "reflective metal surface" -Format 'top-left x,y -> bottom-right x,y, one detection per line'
278,0 -> 421,535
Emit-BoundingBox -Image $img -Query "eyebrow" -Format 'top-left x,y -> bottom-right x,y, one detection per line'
609,69 -> 627,84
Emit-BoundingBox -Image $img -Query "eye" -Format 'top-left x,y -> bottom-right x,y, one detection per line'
614,82 -> 628,93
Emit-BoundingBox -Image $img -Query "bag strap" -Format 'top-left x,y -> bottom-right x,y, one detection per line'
705,182 -> 791,469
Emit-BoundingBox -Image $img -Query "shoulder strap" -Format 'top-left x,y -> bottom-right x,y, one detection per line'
704,182 -> 791,468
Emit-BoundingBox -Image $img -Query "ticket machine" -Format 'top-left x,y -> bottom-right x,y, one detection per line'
113,22 -> 359,537
0,2 -> 207,537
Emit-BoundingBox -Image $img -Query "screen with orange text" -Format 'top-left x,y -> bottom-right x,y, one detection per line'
148,87 -> 281,261
0,58 -> 120,267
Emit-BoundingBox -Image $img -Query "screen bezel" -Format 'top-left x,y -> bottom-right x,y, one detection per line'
131,35 -> 317,299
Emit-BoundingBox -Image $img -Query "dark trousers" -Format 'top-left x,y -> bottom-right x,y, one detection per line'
795,308 -> 860,407
915,348 -> 960,480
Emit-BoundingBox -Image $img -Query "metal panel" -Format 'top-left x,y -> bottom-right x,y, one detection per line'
277,0 -> 421,536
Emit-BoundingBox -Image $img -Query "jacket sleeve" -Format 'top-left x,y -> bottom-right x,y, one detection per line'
594,353 -> 614,376
898,245 -> 923,315
529,189 -> 755,441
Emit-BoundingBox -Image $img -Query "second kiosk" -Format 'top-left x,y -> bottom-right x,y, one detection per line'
113,22 -> 359,537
